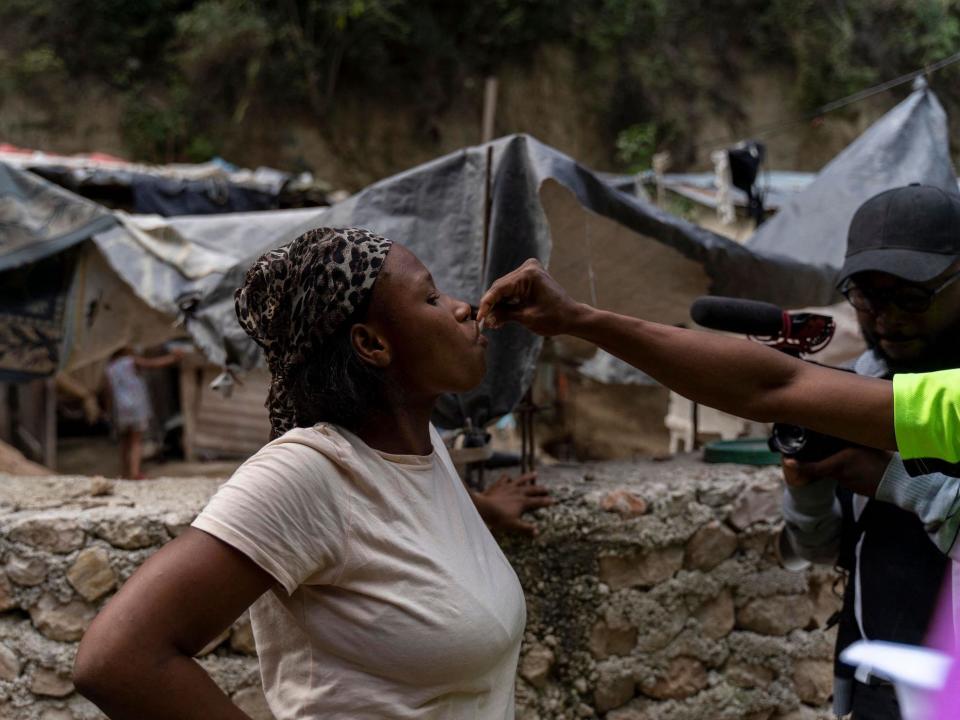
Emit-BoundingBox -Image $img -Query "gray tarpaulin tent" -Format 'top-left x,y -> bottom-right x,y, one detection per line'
0,164 -> 116,380
73,207 -> 328,372
1,135 -> 843,430
187,134 -> 838,429
747,79 -> 958,269
0,158 -> 325,381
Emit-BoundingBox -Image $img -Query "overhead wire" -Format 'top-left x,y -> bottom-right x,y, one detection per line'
696,50 -> 960,150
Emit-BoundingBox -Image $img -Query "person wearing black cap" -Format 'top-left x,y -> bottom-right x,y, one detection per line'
474,201 -> 960,716
475,184 -> 960,719
780,184 -> 960,719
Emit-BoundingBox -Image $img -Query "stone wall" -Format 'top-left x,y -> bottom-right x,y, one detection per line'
0,458 -> 841,719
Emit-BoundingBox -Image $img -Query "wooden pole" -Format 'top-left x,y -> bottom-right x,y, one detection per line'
481,76 -> 498,144
42,378 -> 57,471
481,145 -> 494,285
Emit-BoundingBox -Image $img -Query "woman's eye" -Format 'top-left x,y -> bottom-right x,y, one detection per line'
427,294 -> 440,305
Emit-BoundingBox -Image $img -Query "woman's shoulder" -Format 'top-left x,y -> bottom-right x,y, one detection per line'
233,424 -> 362,487
201,426 -> 359,525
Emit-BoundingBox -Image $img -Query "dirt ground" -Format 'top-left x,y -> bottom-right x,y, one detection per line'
56,436 -> 243,480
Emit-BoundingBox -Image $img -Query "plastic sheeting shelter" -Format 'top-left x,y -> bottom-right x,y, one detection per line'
188,134 -> 839,429
747,80 -> 958,269
0,164 -> 116,381
1,135 -> 843,432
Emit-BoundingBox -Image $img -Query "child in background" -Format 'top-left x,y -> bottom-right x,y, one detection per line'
105,347 -> 182,479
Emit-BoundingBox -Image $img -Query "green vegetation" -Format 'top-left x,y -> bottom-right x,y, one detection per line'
615,122 -> 658,173
1,0 -> 959,166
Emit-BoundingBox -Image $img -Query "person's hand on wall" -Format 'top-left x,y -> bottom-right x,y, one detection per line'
474,472 -> 553,536
782,447 -> 893,498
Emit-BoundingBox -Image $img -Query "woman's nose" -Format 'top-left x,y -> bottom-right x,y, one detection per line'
453,299 -> 472,322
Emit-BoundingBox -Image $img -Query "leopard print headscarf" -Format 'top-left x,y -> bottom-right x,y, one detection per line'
235,227 -> 392,437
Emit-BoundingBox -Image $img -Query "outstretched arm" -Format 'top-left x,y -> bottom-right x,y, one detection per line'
134,349 -> 185,370
478,259 -> 896,452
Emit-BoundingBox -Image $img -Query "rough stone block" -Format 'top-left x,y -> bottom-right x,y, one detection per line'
30,594 -> 96,642
67,693 -> 107,719
684,520 -> 737,571
729,485 -> 781,530
39,709 -> 74,720
727,661 -> 775,688
637,656 -> 708,700
599,490 -> 648,518
736,595 -> 813,636
163,512 -> 193,538
598,546 -> 683,590
520,644 -> 555,689
95,517 -> 167,550
30,667 -> 74,697
88,477 -> 115,496
809,579 -> 842,630
0,573 -> 14,612
606,706 -> 650,720
793,659 -> 833,706
738,524 -> 781,560
9,517 -> 85,553
589,618 -> 638,660
594,665 -> 634,712
694,588 -> 735,640
575,702 -> 593,717
230,616 -> 257,655
233,686 -> 276,720
67,547 -> 117,602
6,554 -> 47,587
0,644 -> 20,681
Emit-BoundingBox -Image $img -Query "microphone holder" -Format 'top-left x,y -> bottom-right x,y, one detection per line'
749,312 -> 836,358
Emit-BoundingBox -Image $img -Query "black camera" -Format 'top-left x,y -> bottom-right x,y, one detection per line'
768,423 -> 853,463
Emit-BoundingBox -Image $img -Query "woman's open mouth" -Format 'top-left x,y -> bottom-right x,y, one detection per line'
473,321 -> 489,347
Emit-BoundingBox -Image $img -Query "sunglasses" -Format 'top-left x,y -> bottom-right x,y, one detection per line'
838,268 -> 960,314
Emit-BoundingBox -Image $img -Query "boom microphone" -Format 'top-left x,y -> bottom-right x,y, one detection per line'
689,295 -> 851,463
690,297 -> 785,336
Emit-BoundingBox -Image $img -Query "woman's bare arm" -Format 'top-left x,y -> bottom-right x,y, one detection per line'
74,528 -> 274,720
478,259 -> 897,452
570,307 -> 896,449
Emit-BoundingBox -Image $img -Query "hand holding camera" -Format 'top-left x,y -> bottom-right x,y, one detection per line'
782,447 -> 894,497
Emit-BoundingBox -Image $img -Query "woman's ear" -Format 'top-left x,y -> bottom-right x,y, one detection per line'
350,323 -> 392,368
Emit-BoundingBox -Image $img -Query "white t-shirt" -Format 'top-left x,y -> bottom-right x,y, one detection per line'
192,423 -> 526,719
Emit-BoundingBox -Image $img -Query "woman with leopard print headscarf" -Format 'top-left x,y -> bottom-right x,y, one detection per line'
75,227 -> 551,720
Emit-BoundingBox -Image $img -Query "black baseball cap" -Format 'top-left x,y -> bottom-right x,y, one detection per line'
839,184 -> 960,284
